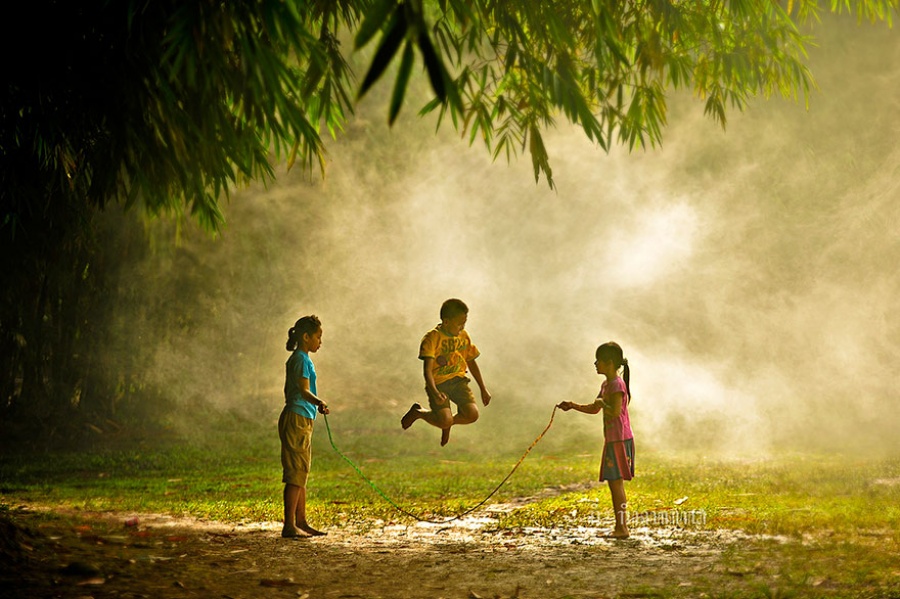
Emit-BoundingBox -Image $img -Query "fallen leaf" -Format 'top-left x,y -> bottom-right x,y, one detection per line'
674,496 -> 689,506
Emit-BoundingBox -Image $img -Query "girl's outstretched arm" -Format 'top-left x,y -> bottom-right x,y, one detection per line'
558,399 -> 604,414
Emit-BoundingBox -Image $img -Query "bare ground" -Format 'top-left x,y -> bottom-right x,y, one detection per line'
0,502 -> 840,599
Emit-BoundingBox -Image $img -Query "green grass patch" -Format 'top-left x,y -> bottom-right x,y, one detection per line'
4,415 -> 900,596
1,415 -> 899,549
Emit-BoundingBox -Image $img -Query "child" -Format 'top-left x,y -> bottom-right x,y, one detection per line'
558,341 -> 634,539
401,298 -> 492,446
279,315 -> 329,538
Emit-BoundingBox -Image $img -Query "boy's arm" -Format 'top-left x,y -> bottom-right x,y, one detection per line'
466,358 -> 491,406
422,357 -> 448,406
298,377 -> 329,414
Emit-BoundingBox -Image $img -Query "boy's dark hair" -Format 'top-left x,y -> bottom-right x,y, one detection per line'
440,298 -> 469,320
286,315 -> 322,351
596,341 -> 631,401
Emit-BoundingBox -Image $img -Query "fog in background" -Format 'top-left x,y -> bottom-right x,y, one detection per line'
129,15 -> 899,457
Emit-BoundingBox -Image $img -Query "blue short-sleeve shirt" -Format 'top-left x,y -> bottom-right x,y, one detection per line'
284,351 -> 317,419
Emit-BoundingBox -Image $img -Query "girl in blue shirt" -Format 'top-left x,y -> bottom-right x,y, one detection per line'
279,315 -> 328,538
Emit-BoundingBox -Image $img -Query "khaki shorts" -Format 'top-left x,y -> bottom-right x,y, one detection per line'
279,407 -> 313,487
427,376 -> 476,411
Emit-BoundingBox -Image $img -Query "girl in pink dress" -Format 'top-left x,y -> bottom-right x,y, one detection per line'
559,341 -> 634,538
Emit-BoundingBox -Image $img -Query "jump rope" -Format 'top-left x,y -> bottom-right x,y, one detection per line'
321,404 -> 560,524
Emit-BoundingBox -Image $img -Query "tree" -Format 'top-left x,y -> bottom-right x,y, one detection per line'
357,0 -> 896,187
0,0 -> 896,437
4,1 -> 896,231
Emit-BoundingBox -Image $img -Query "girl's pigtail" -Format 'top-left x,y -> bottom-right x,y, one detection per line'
285,327 -> 298,351
621,357 -> 631,402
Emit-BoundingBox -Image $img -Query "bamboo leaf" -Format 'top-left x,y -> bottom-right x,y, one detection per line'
417,29 -> 447,101
418,96 -> 443,116
355,0 -> 397,49
504,43 -> 517,72
301,58 -> 324,100
358,8 -> 408,99
528,125 -> 553,188
389,41 -> 415,125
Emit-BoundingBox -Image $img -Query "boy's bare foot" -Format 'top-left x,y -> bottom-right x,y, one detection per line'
281,526 -> 310,539
440,427 -> 451,446
401,403 -> 422,430
299,524 -> 327,537
606,529 -> 630,539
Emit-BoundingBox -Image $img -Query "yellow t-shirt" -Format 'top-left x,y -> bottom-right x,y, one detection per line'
418,326 -> 480,386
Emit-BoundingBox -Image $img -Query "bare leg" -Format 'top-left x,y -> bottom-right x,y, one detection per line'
422,407 -> 454,446
452,403 -> 479,425
402,402 -> 455,428
607,479 -> 629,538
282,484 -> 307,538
439,403 -> 480,446
407,405 -> 454,446
295,486 -> 326,536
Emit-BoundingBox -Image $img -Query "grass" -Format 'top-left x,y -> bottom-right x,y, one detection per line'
3,413 -> 900,597
2,412 -> 899,545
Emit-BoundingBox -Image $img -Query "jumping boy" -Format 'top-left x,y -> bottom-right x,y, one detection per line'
401,298 -> 491,446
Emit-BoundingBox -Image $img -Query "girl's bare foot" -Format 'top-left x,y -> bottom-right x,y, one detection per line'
299,524 -> 327,537
281,526 -> 310,539
440,427 -> 451,446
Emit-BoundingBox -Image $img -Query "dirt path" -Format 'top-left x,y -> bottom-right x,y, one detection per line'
1,504 -> 794,599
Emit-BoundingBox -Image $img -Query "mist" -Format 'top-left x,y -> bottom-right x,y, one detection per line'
124,15 -> 899,458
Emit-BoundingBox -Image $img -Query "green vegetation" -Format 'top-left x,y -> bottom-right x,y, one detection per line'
4,420 -> 899,595
2,419 -> 898,548
497,452 -> 900,542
